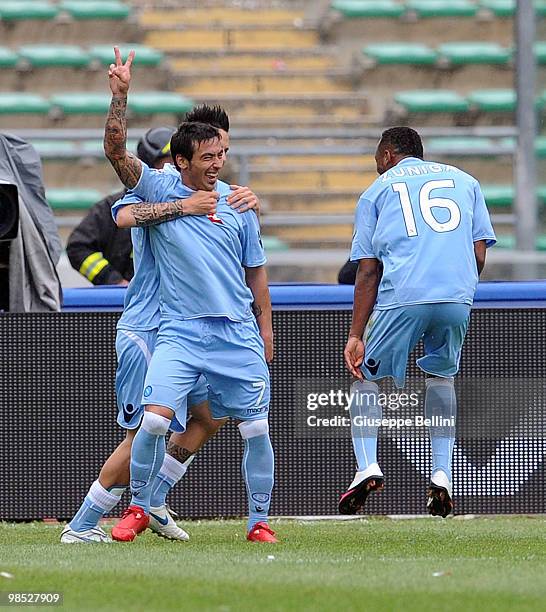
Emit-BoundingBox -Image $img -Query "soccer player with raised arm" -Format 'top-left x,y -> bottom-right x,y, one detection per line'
103,49 -> 276,543
340,127 -> 496,517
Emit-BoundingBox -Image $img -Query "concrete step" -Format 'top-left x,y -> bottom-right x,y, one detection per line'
140,7 -> 306,27
170,51 -> 338,73
145,27 -> 319,51
249,169 -> 375,191
184,92 -> 373,126
177,74 -> 352,95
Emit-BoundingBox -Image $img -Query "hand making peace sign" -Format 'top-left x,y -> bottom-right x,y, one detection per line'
108,46 -> 135,96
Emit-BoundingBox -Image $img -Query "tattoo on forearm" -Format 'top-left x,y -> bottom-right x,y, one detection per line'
252,302 -> 263,318
131,200 -> 185,227
167,441 -> 194,464
104,95 -> 141,188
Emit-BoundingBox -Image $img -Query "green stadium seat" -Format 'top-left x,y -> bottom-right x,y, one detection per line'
425,137 -> 497,155
406,0 -> 478,18
59,1 -> 130,20
262,236 -> 289,252
18,45 -> 90,68
481,1 -> 546,16
50,93 -> 111,115
394,90 -> 469,113
495,235 -> 546,250
128,92 -> 194,115
32,140 -> 77,158
0,47 -> 19,68
481,184 -> 514,208
89,45 -> 163,67
535,137 -> 546,158
0,93 -> 50,114
331,1 -> 405,18
363,43 -> 437,65
467,89 -> 516,112
46,188 -> 103,211
79,139 -> 138,156
535,42 -> 546,65
0,2 -> 58,21
438,42 -> 511,66
479,0 -> 515,17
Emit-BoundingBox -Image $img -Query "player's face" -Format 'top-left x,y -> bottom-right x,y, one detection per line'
184,137 -> 225,191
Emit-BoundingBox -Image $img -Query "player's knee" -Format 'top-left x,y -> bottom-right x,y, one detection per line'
238,419 -> 269,439
141,411 -> 171,436
191,402 -> 226,435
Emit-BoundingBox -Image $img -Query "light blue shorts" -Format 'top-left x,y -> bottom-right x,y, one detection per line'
115,328 -> 208,431
361,303 -> 471,388
142,317 -> 270,429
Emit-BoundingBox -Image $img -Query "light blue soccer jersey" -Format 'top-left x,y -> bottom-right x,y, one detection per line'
132,162 -> 266,322
351,157 -> 496,309
112,192 -> 160,332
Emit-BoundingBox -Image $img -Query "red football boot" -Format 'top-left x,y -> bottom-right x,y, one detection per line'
247,521 -> 278,543
111,505 -> 149,542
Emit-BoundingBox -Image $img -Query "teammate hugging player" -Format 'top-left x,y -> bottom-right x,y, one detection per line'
341,127 -> 496,517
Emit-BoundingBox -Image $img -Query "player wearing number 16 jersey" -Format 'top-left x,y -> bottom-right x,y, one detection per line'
341,127 -> 496,517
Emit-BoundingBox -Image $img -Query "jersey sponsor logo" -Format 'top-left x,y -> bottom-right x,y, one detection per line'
122,402 -> 138,424
364,358 -> 381,376
207,213 -> 224,225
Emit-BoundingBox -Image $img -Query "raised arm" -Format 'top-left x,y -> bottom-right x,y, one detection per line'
245,265 -> 273,363
103,47 -> 142,189
115,191 -> 220,228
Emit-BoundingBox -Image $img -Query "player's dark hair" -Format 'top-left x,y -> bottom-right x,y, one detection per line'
184,104 -> 230,132
170,122 -> 220,169
379,127 -> 424,160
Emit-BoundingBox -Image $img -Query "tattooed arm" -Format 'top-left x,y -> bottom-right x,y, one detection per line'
115,191 -> 219,228
103,47 -> 142,189
245,266 -> 273,363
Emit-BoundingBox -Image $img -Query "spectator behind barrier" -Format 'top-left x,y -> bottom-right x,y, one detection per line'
66,127 -> 175,286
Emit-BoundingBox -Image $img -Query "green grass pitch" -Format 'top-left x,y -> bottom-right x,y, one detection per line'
1,518 -> 545,611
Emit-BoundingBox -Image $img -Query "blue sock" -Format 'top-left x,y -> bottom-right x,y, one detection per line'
425,378 -> 457,483
130,412 -> 170,514
150,453 -> 192,508
69,481 -> 122,532
349,380 -> 382,471
239,421 -> 274,531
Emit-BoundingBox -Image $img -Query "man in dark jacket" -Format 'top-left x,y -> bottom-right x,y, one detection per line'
66,127 -> 174,285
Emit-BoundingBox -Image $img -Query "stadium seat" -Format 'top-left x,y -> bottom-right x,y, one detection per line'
479,0 -> 515,17
0,47 -> 19,68
18,45 -> 90,68
437,42 -> 511,66
425,137 -> 498,155
59,1 -> 131,20
0,2 -> 59,21
394,90 -> 469,113
128,92 -> 193,115
32,140 -> 77,159
46,188 -> 103,211
362,43 -> 437,65
535,42 -> 546,65
261,236 -> 289,252
405,0 -> 478,18
481,184 -> 514,208
467,89 -> 516,112
495,235 -> 546,250
50,93 -> 111,115
330,1 -> 405,18
89,45 -> 163,67
0,93 -> 50,114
